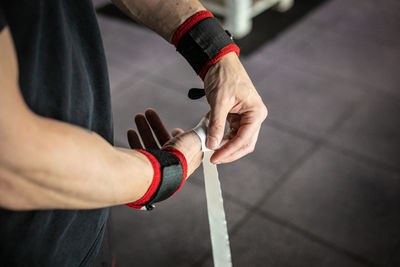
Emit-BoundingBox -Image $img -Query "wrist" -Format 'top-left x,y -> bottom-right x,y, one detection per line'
204,51 -> 239,81
163,131 -> 202,174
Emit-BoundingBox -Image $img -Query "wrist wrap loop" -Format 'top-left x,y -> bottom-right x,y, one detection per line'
172,10 -> 240,80
126,148 -> 187,211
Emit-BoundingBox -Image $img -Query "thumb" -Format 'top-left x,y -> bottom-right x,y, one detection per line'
207,103 -> 230,150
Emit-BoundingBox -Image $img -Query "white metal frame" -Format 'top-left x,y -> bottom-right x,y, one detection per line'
201,0 -> 294,38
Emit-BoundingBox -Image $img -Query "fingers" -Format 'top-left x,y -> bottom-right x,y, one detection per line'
145,108 -> 171,146
207,100 -> 232,150
212,128 -> 260,164
171,128 -> 184,137
227,113 -> 241,131
210,121 -> 259,164
135,114 -> 159,149
210,102 -> 267,163
127,129 -> 143,149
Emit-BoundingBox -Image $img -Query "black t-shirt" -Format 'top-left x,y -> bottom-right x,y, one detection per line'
0,1 -> 113,266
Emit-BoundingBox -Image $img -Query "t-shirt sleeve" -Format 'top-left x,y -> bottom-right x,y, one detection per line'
0,4 -> 7,31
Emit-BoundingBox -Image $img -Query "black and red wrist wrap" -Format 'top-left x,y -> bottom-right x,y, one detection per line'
172,10 -> 240,80
126,148 -> 187,210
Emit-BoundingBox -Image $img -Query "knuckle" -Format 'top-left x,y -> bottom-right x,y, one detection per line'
251,142 -> 256,152
241,142 -> 252,153
249,145 -> 255,153
245,143 -> 255,154
211,123 -> 225,133
261,105 -> 268,119
217,96 -> 230,106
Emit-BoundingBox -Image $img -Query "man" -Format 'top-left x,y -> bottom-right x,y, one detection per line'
0,0 -> 267,266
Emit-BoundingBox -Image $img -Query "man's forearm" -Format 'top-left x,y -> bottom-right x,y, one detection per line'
111,0 -> 205,42
0,27 -> 153,211
0,113 -> 153,210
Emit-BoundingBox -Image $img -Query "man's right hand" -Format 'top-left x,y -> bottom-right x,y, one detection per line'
127,108 -> 203,178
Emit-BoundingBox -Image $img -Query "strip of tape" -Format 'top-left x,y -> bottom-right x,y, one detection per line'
192,116 -> 212,152
192,117 -> 232,267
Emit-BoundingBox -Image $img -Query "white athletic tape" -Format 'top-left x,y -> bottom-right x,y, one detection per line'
193,117 -> 232,267
192,116 -> 212,152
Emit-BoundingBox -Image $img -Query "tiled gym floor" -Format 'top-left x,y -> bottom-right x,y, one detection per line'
93,0 -> 400,266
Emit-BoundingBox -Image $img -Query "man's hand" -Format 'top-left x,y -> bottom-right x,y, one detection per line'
127,108 -> 203,177
204,52 -> 268,164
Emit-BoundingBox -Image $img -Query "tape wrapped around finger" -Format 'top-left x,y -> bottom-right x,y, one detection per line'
192,116 -> 212,152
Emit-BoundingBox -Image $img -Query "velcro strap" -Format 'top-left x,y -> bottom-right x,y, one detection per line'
146,149 -> 183,206
172,10 -> 214,47
126,149 -> 185,210
175,15 -> 240,80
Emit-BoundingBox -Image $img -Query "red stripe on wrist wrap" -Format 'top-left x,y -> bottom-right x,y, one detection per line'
172,10 -> 214,47
126,149 -> 161,209
199,44 -> 240,80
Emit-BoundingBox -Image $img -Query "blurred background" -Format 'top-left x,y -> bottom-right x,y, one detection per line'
92,0 -> 400,266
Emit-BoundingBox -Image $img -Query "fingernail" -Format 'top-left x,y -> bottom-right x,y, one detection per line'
206,136 -> 218,149
213,161 -> 220,165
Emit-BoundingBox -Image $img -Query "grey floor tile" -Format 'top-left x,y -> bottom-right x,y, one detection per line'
110,182 -> 247,267
98,17 -> 167,92
103,46 -> 144,81
253,64 -> 366,138
328,92 -> 400,168
271,19 -> 325,49
305,0 -> 400,46
98,16 -> 176,76
106,60 -> 142,92
335,6 -> 400,47
262,24 -> 400,99
201,123 -> 313,207
148,53 -> 204,93
262,147 -> 400,265
250,21 -> 322,63
201,213 -> 366,267
301,0 -> 344,27
111,78 -> 209,147
241,54 -> 276,83
98,17 -> 166,93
